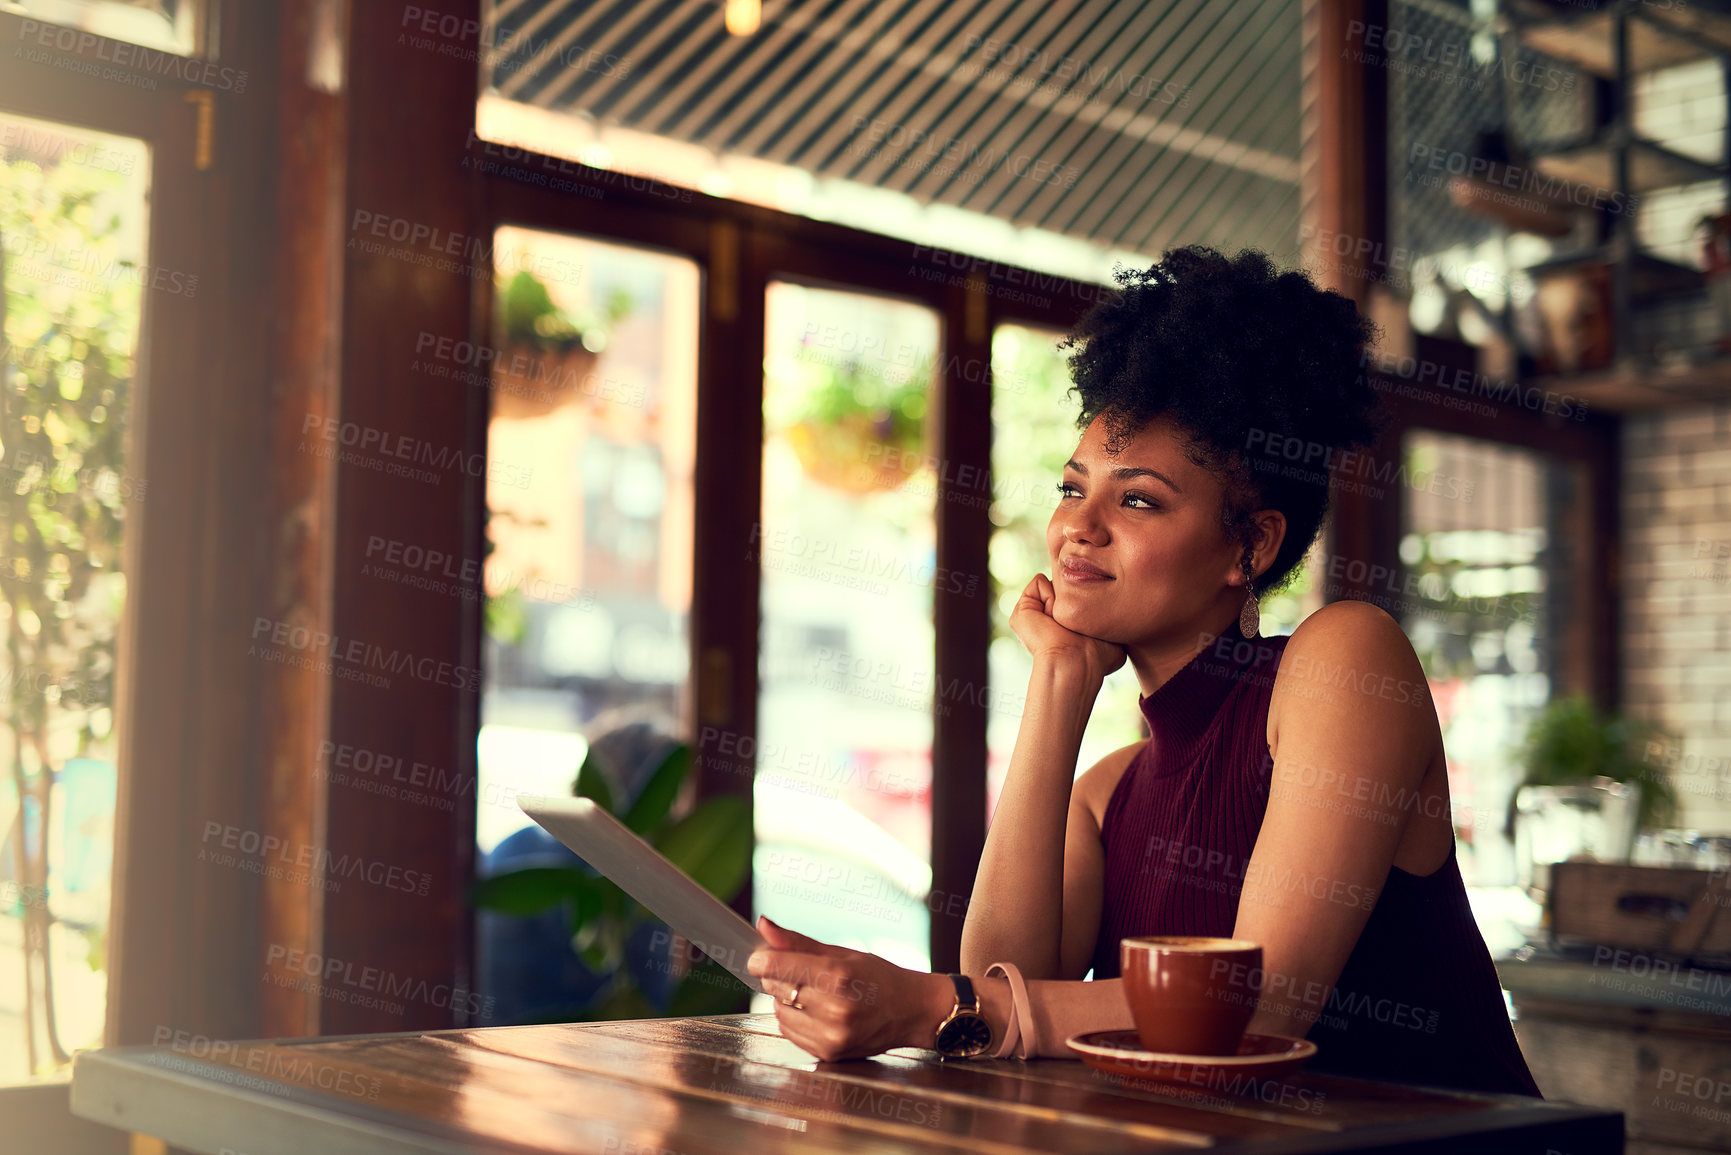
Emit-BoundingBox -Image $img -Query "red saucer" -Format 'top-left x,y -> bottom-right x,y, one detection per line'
1066,1030 -> 1316,1087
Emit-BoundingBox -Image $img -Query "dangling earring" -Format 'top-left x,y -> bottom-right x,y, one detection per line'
1239,548 -> 1260,639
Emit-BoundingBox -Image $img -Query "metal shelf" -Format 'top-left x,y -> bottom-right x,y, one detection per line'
1530,134 -> 1724,196
1509,2 -> 1731,78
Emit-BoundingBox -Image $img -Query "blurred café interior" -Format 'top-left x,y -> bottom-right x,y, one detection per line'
3,0 -> 1731,1150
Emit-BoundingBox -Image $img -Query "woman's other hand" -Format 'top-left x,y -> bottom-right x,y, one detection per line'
1009,573 -> 1126,682
748,916 -> 954,1061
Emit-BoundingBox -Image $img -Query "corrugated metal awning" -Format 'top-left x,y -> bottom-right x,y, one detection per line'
483,0 -> 1302,259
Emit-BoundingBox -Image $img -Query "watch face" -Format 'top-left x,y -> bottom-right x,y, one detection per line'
937,1012 -> 993,1057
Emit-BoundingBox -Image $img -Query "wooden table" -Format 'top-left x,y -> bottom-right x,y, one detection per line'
71,1013 -> 1622,1154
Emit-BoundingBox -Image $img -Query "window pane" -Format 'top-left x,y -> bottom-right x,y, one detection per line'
1399,430 -> 1564,893
987,324 -> 1145,818
476,228 -> 697,1019
755,283 -> 939,972
0,112 -> 148,1080
9,0 -> 204,57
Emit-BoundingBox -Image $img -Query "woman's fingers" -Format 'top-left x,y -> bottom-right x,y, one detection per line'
756,914 -> 829,954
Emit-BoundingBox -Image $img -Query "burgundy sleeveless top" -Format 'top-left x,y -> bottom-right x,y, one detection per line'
1092,620 -> 1541,1098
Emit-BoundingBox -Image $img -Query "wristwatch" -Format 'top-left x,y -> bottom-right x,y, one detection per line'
932,974 -> 994,1058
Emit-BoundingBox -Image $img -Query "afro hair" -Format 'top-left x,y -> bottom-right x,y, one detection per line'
1060,246 -> 1386,593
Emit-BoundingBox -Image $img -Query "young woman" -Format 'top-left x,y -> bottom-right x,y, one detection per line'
747,247 -> 1541,1098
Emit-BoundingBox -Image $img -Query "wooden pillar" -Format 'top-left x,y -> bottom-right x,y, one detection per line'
1303,0 -> 1394,603
253,0 -> 347,1040
929,275 -> 993,972
315,0 -> 484,1032
690,217 -> 764,927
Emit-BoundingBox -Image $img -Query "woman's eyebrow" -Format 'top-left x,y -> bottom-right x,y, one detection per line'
1064,459 -> 1182,494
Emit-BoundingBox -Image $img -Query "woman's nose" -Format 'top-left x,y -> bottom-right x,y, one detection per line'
1059,503 -> 1106,545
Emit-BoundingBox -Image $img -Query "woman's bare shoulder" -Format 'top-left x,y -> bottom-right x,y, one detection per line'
1272,600 -> 1425,697
1072,739 -> 1150,830
1267,598 -> 1437,753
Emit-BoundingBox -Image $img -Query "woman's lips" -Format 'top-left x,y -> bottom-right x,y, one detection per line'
1060,558 -> 1113,582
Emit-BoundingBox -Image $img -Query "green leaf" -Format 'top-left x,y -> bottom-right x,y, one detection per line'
565,879 -> 607,939
575,750 -> 615,814
1516,695 -> 1680,834
588,983 -> 659,1022
654,796 -> 751,900
468,867 -> 592,915
622,744 -> 690,836
483,588 -> 527,646
669,962 -> 750,1017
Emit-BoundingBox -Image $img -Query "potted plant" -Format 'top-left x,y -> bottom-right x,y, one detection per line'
490,270 -> 632,420
469,740 -> 753,1021
1506,696 -> 1679,885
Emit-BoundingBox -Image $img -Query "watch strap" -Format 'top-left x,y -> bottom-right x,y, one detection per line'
987,961 -> 1036,1059
985,964 -> 1021,1059
948,972 -> 978,1013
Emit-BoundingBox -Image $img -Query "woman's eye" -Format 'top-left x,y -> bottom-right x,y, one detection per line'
1056,482 -> 1080,499
1124,492 -> 1159,510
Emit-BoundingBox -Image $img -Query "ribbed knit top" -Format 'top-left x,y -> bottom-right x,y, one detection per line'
1091,620 -> 1542,1098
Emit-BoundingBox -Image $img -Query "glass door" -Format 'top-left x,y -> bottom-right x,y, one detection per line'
474,226 -> 700,1022
0,110 -> 149,1079
1397,429 -> 1591,953
753,282 -> 941,971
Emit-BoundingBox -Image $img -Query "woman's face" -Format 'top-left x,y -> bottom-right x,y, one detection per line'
1045,413 -> 1245,649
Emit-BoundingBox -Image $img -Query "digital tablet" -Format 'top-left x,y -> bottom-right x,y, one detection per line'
517,795 -> 765,993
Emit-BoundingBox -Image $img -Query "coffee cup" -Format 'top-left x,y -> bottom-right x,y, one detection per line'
1120,936 -> 1262,1056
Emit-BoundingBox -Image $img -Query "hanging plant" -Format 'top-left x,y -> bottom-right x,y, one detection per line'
785,355 -> 928,494
491,271 -> 633,419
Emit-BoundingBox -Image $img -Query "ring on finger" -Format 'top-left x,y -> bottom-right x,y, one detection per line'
782,982 -> 804,1010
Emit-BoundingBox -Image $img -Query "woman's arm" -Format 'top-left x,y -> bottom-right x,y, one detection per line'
750,917 -> 1135,1061
1230,600 -> 1442,1039
959,656 -> 1101,977
959,574 -> 1125,979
